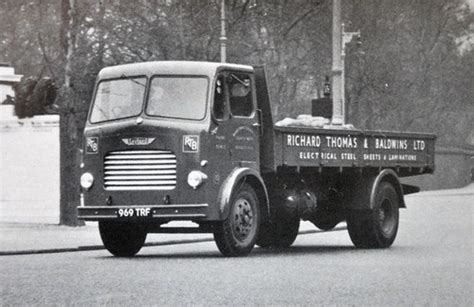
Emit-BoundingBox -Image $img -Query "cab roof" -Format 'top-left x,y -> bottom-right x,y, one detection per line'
98,61 -> 254,80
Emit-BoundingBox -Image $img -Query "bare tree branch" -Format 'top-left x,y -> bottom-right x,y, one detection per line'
36,33 -> 57,80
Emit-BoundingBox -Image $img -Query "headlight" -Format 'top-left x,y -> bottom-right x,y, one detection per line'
80,172 -> 94,190
187,170 -> 208,189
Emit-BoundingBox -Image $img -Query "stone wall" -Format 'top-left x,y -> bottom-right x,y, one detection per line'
0,64 -> 22,103
0,107 -> 60,223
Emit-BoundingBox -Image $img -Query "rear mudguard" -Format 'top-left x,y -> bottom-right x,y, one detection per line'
218,167 -> 270,221
349,169 -> 408,210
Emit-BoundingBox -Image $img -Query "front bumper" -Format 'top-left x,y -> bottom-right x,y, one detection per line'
77,204 -> 209,221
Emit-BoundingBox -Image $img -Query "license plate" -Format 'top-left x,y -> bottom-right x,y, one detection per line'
117,208 -> 152,218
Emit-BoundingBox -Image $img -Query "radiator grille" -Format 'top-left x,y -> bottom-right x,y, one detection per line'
104,150 -> 176,191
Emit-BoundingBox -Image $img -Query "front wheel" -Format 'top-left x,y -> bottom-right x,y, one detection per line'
214,183 -> 260,257
347,181 -> 399,248
99,221 -> 147,257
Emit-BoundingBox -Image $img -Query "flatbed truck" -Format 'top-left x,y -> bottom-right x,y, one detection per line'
78,61 -> 435,256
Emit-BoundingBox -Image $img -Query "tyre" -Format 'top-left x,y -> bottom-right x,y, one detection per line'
347,181 -> 399,248
99,221 -> 147,257
256,217 -> 300,248
214,183 -> 260,257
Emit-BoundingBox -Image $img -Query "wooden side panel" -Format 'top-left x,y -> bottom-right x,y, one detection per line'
274,126 -> 435,172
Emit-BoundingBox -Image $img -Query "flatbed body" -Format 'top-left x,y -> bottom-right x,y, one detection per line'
273,126 -> 435,174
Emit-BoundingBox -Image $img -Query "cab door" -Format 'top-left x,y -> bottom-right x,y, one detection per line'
209,71 -> 260,172
224,71 -> 260,169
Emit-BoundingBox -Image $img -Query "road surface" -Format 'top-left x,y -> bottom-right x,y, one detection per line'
1,192 -> 472,305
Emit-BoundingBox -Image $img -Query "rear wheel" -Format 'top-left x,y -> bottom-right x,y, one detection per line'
214,183 -> 260,257
99,221 -> 147,257
347,181 -> 399,248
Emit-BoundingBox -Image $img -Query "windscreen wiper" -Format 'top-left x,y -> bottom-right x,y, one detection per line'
120,74 -> 146,87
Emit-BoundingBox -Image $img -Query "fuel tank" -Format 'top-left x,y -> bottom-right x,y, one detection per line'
277,187 -> 318,220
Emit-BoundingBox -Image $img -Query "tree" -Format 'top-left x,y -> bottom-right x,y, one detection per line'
344,0 -> 473,147
58,0 -> 82,225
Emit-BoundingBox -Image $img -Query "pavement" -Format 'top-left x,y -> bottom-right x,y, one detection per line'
1,183 -> 472,256
0,221 -> 219,255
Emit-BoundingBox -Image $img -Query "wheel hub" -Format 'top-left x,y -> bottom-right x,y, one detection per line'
233,198 -> 254,240
379,198 -> 395,234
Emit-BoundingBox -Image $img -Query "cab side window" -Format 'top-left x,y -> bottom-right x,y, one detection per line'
228,73 -> 253,117
213,75 -> 226,121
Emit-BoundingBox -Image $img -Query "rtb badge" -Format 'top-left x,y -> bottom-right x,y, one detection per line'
86,137 -> 99,154
183,135 -> 199,153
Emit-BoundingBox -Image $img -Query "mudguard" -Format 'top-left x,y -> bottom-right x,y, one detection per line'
349,169 -> 407,210
218,167 -> 270,220
370,169 -> 406,208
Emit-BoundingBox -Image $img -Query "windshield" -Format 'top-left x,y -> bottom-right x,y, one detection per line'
90,77 -> 146,123
146,76 -> 208,120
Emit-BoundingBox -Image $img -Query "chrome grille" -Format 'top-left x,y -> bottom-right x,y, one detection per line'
104,150 -> 176,191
